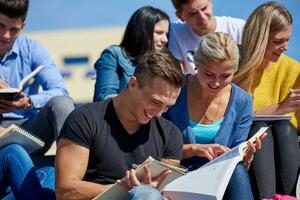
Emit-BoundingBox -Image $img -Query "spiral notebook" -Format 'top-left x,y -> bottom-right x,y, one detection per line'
0,124 -> 45,154
93,156 -> 188,200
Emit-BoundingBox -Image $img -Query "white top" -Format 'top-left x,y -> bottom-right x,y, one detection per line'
168,16 -> 245,73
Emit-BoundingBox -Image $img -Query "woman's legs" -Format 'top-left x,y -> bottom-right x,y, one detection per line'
0,144 -> 54,199
272,120 -> 300,195
225,163 -> 254,200
249,121 -> 300,198
248,121 -> 276,199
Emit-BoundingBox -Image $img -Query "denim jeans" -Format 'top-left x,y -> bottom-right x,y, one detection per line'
224,163 -> 254,200
93,45 -> 135,102
0,96 -> 74,154
0,144 -> 55,200
128,185 -> 163,200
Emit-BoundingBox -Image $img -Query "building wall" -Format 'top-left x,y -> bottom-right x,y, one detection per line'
25,27 -> 124,103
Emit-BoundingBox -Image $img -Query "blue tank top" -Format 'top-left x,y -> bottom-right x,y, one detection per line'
190,118 -> 224,144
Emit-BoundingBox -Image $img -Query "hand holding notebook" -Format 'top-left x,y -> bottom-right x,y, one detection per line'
93,156 -> 187,200
117,164 -> 173,191
0,124 -> 45,154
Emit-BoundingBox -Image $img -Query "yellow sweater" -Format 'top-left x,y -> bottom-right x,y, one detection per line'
252,54 -> 300,131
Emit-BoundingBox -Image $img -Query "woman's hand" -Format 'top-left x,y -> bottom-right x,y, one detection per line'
183,143 -> 230,160
243,132 -> 267,168
255,88 -> 300,115
117,165 -> 171,191
277,88 -> 300,114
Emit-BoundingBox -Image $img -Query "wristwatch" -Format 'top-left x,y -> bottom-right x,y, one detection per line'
24,97 -> 33,110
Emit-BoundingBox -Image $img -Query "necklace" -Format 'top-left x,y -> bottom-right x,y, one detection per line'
199,94 -> 222,123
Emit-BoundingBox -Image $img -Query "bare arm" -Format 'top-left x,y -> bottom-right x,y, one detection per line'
55,139 -> 113,200
255,88 -> 300,115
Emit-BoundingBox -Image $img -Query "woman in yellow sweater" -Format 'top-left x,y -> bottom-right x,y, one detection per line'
234,2 -> 300,199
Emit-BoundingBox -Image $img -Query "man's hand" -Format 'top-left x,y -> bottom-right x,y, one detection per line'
0,80 -> 10,89
0,92 -> 31,113
117,165 -> 171,191
183,143 -> 230,160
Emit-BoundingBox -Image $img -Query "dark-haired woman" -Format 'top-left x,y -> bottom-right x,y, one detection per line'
93,6 -> 170,102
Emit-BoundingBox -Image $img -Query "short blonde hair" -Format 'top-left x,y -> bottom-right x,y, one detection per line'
194,32 -> 239,71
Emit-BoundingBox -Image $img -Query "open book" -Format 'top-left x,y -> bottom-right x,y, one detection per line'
0,65 -> 44,100
93,156 -> 188,200
0,124 -> 45,154
253,115 -> 292,122
163,126 -> 269,200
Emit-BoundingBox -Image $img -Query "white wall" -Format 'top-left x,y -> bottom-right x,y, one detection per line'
25,27 -> 124,103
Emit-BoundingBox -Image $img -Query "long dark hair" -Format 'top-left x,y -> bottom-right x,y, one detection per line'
120,6 -> 170,62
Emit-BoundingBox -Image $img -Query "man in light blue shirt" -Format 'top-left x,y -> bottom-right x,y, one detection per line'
0,0 -> 74,154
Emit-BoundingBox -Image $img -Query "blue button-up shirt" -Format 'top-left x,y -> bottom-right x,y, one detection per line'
0,36 -> 68,119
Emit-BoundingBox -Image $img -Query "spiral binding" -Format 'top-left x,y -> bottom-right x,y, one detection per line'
11,124 -> 45,147
156,159 -> 188,174
140,156 -> 188,175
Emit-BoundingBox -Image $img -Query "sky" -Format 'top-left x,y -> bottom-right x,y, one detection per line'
25,0 -> 300,61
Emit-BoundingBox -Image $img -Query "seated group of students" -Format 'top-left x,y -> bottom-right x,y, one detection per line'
0,0 -> 299,199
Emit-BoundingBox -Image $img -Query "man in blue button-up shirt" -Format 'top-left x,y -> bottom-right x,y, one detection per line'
0,0 -> 74,154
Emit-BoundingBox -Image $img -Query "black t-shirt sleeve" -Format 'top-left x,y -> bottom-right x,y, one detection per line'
59,105 -> 96,149
161,119 -> 183,160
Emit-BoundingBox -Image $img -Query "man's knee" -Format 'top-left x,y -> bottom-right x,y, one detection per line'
47,96 -> 74,114
128,185 -> 163,200
1,144 -> 31,165
2,144 -> 27,156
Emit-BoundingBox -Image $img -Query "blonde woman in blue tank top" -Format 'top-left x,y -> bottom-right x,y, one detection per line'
164,32 -> 266,200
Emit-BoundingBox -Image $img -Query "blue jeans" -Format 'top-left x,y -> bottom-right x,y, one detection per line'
224,163 -> 254,200
128,185 -> 163,200
0,144 -> 55,200
0,96 -> 74,154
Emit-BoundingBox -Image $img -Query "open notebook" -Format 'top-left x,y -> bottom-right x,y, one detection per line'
93,156 -> 188,200
0,65 -> 44,100
0,124 -> 45,154
253,115 -> 292,122
163,126 -> 269,200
